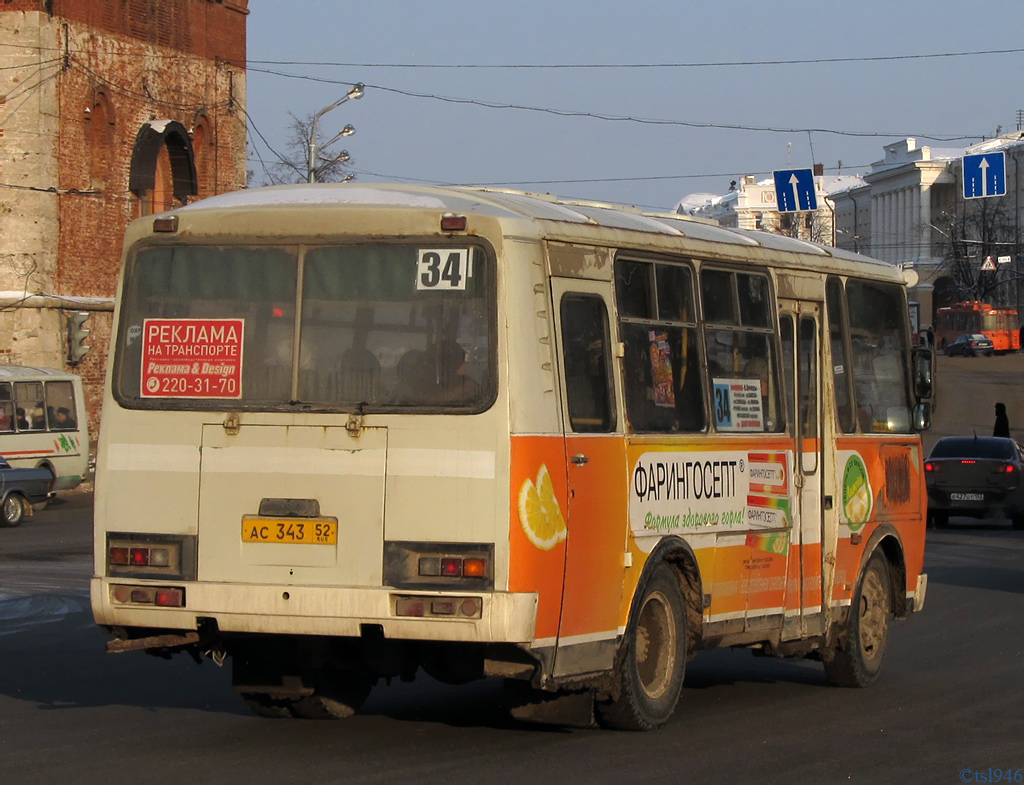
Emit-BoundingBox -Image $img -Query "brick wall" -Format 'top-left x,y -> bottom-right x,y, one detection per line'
3,0 -> 249,66
0,0 -> 248,443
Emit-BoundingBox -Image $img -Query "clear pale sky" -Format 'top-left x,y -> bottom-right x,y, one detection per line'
244,0 -> 1024,211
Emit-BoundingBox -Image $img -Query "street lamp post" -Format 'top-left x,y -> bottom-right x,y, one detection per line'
307,83 -> 364,183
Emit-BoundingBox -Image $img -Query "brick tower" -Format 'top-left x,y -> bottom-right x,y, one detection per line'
0,0 -> 249,437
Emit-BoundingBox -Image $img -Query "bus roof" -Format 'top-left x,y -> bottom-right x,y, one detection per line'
155,183 -> 896,277
0,365 -> 81,381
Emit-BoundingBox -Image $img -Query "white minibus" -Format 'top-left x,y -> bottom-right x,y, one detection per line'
0,365 -> 89,492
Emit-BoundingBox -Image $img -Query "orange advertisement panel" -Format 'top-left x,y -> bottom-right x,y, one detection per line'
559,435 -> 628,640
509,436 -> 569,642
836,437 -> 926,593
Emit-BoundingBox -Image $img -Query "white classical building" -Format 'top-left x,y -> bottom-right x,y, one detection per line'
833,134 -> 1024,324
831,138 -> 965,321
678,134 -> 1024,326
678,169 -> 863,244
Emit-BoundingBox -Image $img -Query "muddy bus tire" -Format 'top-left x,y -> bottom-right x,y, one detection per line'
595,565 -> 686,731
824,551 -> 891,688
288,673 -> 373,720
241,693 -> 295,718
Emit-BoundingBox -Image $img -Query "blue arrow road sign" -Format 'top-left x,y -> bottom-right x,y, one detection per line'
773,169 -> 818,212
963,152 -> 1006,199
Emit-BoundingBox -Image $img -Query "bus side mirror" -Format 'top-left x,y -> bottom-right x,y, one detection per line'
912,347 -> 934,401
914,401 -> 932,431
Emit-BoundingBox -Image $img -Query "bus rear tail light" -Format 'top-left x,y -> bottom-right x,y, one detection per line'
393,593 -> 482,619
422,555 -> 489,580
127,546 -> 173,568
384,541 -> 493,591
463,558 -> 486,578
155,588 -> 185,607
439,557 -> 462,577
106,533 -> 196,581
130,548 -> 150,566
111,584 -> 185,607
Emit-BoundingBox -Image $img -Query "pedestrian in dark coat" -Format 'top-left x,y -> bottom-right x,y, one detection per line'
993,402 -> 1011,438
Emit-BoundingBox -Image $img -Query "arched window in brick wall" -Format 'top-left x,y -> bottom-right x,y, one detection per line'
128,119 -> 197,217
86,91 -> 116,191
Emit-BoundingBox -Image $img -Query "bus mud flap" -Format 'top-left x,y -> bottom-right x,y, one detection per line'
106,632 -> 200,653
504,681 -> 595,728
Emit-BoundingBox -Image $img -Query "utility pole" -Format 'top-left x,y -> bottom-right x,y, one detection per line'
307,83 -> 364,183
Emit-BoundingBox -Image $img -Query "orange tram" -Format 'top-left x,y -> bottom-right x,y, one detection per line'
935,301 -> 1020,353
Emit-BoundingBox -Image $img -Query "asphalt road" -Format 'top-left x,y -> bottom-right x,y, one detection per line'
0,355 -> 1021,783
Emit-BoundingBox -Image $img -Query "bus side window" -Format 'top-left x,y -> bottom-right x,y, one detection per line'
701,268 -> 783,433
45,381 -> 78,431
560,294 -> 614,433
15,382 -> 45,431
0,383 -> 12,432
826,277 -> 856,433
616,259 -> 705,433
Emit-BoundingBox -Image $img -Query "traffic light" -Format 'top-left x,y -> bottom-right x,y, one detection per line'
67,311 -> 91,365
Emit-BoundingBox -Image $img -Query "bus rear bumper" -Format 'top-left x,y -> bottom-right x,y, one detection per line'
91,578 -> 539,645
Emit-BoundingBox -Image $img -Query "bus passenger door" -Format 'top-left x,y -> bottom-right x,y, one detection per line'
779,303 -> 825,639
550,278 -> 628,678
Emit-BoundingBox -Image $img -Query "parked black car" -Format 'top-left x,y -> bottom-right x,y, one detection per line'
945,333 -> 994,357
0,455 -> 54,527
925,436 -> 1024,528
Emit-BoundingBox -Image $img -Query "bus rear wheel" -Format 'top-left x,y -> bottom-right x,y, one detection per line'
595,565 -> 686,731
288,672 -> 373,719
241,693 -> 295,718
824,551 -> 891,688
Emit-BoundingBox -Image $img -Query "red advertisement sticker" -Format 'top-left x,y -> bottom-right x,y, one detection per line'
141,318 -> 244,399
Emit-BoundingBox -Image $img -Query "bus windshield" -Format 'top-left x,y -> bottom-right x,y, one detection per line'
847,280 -> 912,433
114,243 -> 494,411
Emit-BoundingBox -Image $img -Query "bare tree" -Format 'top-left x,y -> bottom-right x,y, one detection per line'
933,199 -> 1022,304
261,113 -> 356,185
772,209 -> 832,244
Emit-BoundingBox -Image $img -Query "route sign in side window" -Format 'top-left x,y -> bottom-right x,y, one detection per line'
701,268 -> 783,434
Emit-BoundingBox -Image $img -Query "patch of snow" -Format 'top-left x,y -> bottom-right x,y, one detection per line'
179,185 -> 447,212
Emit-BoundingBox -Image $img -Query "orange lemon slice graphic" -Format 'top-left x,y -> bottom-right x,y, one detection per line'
517,464 -> 567,550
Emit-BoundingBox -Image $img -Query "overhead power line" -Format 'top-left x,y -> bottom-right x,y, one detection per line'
247,46 -> 1024,70
2,39 -> 1024,69
247,66 -> 980,142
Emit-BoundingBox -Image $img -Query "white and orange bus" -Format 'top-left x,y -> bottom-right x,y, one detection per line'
92,184 -> 933,729
0,365 -> 89,493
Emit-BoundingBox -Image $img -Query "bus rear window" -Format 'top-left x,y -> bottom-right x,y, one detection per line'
114,243 -> 494,412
